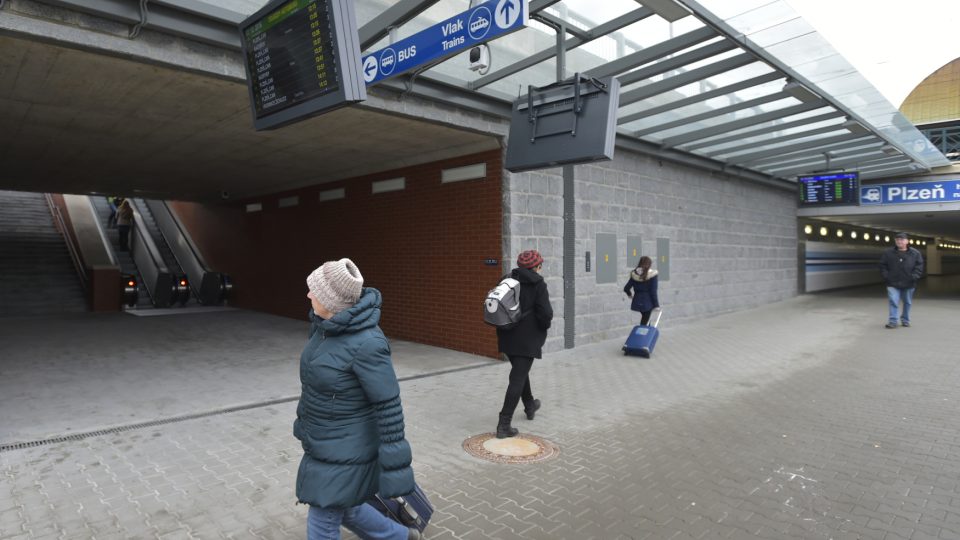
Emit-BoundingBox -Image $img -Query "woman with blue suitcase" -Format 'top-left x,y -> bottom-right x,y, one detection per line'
623,256 -> 659,324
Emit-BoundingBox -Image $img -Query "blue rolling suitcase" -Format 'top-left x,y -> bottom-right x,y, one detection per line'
368,483 -> 433,533
622,308 -> 662,358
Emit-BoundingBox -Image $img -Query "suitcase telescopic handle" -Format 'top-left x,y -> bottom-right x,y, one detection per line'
650,307 -> 663,328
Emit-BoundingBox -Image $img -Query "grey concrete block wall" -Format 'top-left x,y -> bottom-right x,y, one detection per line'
571,151 -> 797,348
503,150 -> 798,353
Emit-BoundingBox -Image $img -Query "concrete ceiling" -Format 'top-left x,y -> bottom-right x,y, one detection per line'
0,35 -> 498,202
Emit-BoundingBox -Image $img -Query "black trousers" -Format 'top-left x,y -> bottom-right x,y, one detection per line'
500,355 -> 534,418
640,310 -> 652,325
117,225 -> 130,251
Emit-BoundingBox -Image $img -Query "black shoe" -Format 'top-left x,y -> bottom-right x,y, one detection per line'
496,414 -> 518,439
885,322 -> 897,329
524,399 -> 541,420
901,321 -> 910,327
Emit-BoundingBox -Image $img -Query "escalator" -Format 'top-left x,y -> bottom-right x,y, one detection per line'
90,196 -> 229,309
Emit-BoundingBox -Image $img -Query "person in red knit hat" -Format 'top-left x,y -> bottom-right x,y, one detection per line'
494,249 -> 554,438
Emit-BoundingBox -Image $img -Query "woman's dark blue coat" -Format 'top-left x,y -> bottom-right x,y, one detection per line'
623,269 -> 660,313
294,287 -> 414,509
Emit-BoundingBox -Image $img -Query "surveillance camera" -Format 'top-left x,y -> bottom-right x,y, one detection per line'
468,44 -> 489,72
220,190 -> 230,200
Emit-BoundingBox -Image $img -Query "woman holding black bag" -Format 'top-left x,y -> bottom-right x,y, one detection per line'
294,258 -> 421,540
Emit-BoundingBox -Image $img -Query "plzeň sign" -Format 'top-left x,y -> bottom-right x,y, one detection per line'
860,180 -> 960,205
240,0 -> 365,131
361,0 -> 527,85
798,172 -> 860,206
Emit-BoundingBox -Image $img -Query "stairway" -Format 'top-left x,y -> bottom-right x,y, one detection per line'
0,190 -> 87,317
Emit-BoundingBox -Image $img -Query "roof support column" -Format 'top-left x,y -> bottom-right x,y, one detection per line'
535,12 -> 575,348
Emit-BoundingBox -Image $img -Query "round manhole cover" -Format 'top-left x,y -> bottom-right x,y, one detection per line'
462,433 -> 560,464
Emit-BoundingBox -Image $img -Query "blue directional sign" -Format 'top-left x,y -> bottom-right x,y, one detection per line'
860,180 -> 960,205
361,0 -> 527,85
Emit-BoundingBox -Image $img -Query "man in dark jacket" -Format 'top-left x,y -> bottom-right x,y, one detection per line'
495,249 -> 554,439
879,232 -> 924,329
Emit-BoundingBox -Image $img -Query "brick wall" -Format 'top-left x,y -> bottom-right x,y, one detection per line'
171,150 -> 503,358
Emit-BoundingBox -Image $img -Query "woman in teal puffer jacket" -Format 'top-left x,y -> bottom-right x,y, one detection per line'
295,258 -> 418,540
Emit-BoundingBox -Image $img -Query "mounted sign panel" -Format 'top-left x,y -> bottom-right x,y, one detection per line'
239,0 -> 366,131
505,74 -> 620,172
860,179 -> 960,205
797,172 -> 860,206
360,0 -> 528,85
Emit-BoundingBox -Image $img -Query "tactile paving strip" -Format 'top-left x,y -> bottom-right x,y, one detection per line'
462,432 -> 560,464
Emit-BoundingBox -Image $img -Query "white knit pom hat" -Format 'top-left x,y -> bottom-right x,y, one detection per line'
306,258 -> 363,315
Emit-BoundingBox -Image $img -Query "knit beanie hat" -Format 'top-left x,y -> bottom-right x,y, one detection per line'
306,258 -> 363,315
517,249 -> 543,269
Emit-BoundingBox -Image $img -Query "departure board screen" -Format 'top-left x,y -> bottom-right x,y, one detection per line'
240,0 -> 365,130
798,172 -> 860,206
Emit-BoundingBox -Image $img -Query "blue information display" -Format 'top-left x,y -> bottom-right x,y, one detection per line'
798,172 -> 860,206
860,180 -> 960,205
361,0 -> 527,85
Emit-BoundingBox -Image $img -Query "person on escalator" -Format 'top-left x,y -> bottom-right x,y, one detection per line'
107,196 -> 119,228
116,198 -> 133,251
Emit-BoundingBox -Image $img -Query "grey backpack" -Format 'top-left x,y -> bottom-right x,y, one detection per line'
483,277 -> 522,328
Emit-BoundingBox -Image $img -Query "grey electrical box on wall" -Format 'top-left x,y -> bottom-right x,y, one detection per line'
626,235 -> 642,267
657,237 -> 670,281
596,233 -> 617,283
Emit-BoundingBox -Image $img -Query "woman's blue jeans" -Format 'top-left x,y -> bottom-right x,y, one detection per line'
887,286 -> 914,325
307,503 -> 407,540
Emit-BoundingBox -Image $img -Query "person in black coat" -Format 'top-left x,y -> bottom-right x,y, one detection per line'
495,249 -> 553,439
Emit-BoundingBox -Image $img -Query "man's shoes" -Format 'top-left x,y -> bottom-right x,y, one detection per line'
901,320 -> 910,327
524,399 -> 541,420
885,322 -> 897,329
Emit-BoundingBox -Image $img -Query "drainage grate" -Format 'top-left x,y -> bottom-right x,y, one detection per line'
0,360 -> 501,453
0,396 -> 298,453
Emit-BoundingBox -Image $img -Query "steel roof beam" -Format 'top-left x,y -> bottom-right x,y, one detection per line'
535,12 -> 590,40
767,153 -> 901,177
758,145 -> 884,173
529,0 -> 566,13
619,53 -> 755,107
857,158 -> 914,172
618,71 -> 781,125
359,0 -> 444,51
631,91 -> 790,137
469,7 -> 655,90
616,38 -> 737,89
587,26 -> 717,80
682,111 -> 845,152
748,137 -> 879,168
707,123 -> 848,159
661,100 -> 828,147
730,131 -> 867,166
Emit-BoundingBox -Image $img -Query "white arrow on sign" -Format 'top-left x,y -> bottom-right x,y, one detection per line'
494,0 -> 520,29
362,56 -> 378,84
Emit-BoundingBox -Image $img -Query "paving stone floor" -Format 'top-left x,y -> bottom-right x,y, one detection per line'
2,282 -> 959,539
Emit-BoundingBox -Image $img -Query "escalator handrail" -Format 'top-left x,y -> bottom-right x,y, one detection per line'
88,197 -> 119,267
130,203 -> 169,274
146,199 -> 212,271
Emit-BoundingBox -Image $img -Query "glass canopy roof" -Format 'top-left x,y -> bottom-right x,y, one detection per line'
214,0 -> 949,180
